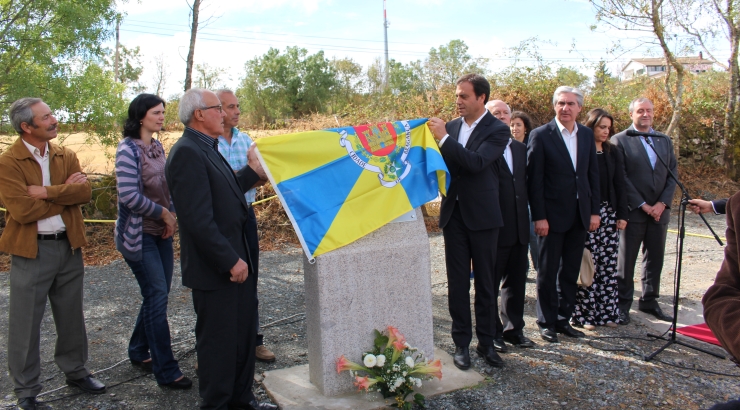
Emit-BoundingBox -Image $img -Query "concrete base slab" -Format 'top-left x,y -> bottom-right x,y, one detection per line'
262,347 -> 484,410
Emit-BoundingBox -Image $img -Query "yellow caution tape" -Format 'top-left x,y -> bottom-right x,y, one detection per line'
0,195 -> 280,224
667,229 -> 726,243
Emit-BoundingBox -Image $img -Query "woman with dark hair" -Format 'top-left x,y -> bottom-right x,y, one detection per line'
510,111 -> 533,145
572,108 -> 629,330
115,94 -> 191,389
510,110 -> 539,271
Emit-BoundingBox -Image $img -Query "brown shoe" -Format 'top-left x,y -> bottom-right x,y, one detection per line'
256,345 -> 276,363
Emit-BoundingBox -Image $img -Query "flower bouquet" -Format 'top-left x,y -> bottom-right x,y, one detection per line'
336,326 -> 442,409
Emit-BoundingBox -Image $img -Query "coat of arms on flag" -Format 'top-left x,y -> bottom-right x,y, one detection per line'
254,118 -> 449,261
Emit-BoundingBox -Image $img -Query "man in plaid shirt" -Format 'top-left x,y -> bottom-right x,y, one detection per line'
216,89 -> 275,363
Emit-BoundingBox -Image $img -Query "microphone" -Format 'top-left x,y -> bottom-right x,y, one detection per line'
626,129 -> 669,138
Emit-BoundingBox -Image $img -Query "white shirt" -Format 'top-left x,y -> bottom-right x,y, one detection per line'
555,117 -> 578,170
22,139 -> 66,234
503,139 -> 514,174
438,110 -> 488,148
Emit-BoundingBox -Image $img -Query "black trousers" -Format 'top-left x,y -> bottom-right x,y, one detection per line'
443,203 -> 499,347
617,220 -> 668,312
192,277 -> 257,410
535,215 -> 587,329
494,242 -> 529,338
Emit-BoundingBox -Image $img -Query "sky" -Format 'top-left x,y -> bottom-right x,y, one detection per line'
114,0 -> 731,98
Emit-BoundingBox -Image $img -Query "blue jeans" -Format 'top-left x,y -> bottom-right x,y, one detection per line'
125,234 -> 182,385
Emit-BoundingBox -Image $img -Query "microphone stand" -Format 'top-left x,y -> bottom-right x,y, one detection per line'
640,135 -> 725,361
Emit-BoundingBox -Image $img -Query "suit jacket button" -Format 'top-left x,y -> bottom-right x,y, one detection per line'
516,195 -> 519,199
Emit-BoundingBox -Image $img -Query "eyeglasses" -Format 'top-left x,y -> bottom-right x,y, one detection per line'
200,105 -> 222,113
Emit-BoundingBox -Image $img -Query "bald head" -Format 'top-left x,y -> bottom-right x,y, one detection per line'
486,100 -> 511,126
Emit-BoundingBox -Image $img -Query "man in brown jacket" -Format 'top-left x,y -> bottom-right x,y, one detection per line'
703,190 -> 740,363
0,98 -> 105,410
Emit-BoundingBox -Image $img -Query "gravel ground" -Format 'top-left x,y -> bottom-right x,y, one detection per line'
1,211 -> 739,409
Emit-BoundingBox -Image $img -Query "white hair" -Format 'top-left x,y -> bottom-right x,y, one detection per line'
552,86 -> 584,107
179,88 -> 208,126
485,100 -> 511,112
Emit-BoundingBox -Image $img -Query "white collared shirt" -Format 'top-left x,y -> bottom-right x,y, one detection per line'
503,138 -> 514,174
438,110 -> 488,148
22,139 -> 66,234
555,117 -> 578,170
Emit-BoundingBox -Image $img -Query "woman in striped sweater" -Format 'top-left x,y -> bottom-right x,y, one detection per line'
115,94 -> 191,389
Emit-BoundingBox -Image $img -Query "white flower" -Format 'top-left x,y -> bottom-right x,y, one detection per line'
415,378 -> 422,387
363,354 -> 377,368
405,356 -> 415,368
376,355 -> 386,367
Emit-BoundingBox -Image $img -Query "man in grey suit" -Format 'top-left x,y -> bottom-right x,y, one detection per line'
612,97 -> 677,324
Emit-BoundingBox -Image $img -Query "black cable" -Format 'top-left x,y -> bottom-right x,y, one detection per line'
587,335 -> 740,378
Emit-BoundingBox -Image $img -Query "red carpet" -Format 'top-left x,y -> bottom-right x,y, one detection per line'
676,323 -> 722,346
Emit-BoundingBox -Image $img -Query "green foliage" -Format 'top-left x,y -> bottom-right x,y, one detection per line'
237,47 -> 338,124
556,67 -> 589,89
0,0 -> 127,150
194,63 -> 226,90
425,39 -> 488,90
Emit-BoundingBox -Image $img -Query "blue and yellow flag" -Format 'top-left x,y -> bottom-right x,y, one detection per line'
255,118 -> 449,260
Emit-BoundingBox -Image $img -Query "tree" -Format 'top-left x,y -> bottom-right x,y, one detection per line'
237,47 -> 337,123
105,44 -> 144,95
672,0 -> 740,178
184,0 -> 201,91
593,60 -> 618,93
555,67 -> 590,89
194,63 -> 225,90
152,53 -> 169,97
331,57 -> 363,108
0,0 -> 124,148
591,0 -> 687,157
424,40 -> 488,91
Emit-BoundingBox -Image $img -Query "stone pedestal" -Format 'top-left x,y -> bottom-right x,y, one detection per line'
303,208 -> 434,397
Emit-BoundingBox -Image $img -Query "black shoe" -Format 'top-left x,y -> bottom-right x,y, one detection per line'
16,397 -> 38,410
618,311 -> 631,325
639,306 -> 673,322
130,359 -> 153,373
539,327 -> 558,343
555,323 -> 585,338
493,337 -> 508,353
248,400 -> 278,410
475,344 -> 504,367
160,376 -> 192,390
503,334 -> 535,348
66,375 -> 106,394
453,346 -> 471,370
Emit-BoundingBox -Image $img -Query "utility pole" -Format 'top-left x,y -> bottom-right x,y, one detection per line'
114,17 -> 120,83
383,0 -> 389,91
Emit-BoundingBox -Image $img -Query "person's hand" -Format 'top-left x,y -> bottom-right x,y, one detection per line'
641,203 -> 653,216
64,172 -> 87,184
427,117 -> 447,141
688,199 -> 713,214
247,145 -> 267,180
161,208 -> 177,239
230,258 -> 249,283
534,219 -> 549,237
589,215 -> 600,232
27,185 -> 48,199
651,202 -> 666,221
616,219 -> 627,230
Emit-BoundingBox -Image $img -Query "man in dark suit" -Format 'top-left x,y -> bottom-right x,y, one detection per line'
428,73 -> 510,369
527,86 -> 601,343
165,88 -> 276,410
689,198 -> 727,215
612,97 -> 677,324
494,137 -> 535,350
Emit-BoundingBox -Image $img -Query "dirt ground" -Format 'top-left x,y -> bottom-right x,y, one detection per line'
0,211 -> 739,409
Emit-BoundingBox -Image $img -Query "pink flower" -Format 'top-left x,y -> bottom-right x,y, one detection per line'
336,355 -> 365,374
353,375 -> 379,391
387,326 -> 406,350
410,358 -> 442,380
